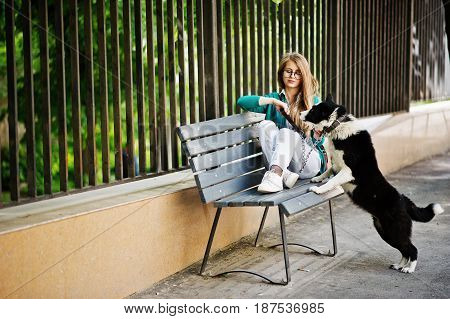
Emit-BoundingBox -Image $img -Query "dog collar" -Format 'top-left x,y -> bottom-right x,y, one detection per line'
323,113 -> 349,134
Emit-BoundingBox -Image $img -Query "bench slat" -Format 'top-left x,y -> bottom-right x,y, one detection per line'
214,188 -> 261,207
199,169 -> 265,203
279,186 -> 345,216
183,126 -> 259,157
195,155 -> 264,188
189,141 -> 261,172
245,179 -> 313,206
215,179 -> 313,207
176,112 -> 265,141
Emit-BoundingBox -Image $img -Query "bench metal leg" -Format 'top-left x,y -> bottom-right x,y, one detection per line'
199,207 -> 290,285
254,206 -> 269,246
199,207 -> 222,275
269,200 -> 338,257
329,200 -> 338,256
279,208 -> 291,284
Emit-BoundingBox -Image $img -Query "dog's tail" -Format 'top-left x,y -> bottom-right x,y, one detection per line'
403,195 -> 444,222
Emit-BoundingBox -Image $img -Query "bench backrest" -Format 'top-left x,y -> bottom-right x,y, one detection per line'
176,112 -> 266,203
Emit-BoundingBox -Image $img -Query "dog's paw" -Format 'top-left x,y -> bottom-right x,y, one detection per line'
400,260 -> 417,273
400,266 -> 415,274
390,257 -> 408,271
389,264 -> 401,270
309,186 -> 326,194
311,176 -> 322,183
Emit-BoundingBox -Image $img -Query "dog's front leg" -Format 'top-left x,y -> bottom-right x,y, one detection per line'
309,167 -> 354,194
311,167 -> 333,183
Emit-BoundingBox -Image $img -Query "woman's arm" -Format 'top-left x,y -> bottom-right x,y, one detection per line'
237,95 -> 273,114
237,93 -> 289,114
236,95 -> 267,113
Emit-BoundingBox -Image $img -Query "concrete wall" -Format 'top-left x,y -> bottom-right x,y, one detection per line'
0,102 -> 449,298
371,102 -> 450,174
0,188 -> 279,298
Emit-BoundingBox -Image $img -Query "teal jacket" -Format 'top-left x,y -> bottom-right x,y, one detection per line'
237,92 -> 327,173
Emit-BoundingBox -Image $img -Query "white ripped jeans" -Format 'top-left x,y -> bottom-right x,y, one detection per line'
258,120 -> 321,179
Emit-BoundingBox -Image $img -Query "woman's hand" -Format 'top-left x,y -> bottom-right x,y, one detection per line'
272,99 -> 289,115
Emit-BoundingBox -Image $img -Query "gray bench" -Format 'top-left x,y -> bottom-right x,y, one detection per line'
176,111 -> 344,285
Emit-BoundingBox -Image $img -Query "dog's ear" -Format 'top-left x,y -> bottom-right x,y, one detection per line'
337,105 -> 347,117
325,94 -> 334,102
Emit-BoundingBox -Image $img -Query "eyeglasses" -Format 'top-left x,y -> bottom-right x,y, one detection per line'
283,69 -> 302,80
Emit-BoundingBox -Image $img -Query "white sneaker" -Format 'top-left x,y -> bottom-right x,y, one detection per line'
257,171 -> 283,193
282,169 -> 299,189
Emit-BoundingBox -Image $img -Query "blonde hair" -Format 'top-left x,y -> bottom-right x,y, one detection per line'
277,52 -> 318,132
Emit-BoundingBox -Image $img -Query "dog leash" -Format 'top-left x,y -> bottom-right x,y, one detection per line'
279,108 -> 305,137
279,108 -> 327,174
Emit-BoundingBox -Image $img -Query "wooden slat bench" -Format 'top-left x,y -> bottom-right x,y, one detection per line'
176,112 -> 344,285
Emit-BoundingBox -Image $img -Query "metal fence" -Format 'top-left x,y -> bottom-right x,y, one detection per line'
411,0 -> 448,100
0,0 -> 448,207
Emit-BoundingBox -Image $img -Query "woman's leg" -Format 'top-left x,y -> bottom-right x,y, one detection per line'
271,128 -> 321,179
258,120 -> 279,170
257,121 -> 284,193
270,128 -> 299,170
289,136 -> 321,179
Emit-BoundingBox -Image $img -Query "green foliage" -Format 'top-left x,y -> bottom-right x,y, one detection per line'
1,0 -> 313,202
0,0 -> 191,200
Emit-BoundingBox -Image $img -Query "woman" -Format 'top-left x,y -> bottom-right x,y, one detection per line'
237,52 -> 326,193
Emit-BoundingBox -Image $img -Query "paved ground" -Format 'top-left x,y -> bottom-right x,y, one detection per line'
130,152 -> 450,299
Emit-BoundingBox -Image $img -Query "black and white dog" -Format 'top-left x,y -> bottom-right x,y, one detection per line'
301,94 -> 444,273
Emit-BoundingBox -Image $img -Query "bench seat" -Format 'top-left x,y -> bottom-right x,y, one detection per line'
215,179 -> 343,208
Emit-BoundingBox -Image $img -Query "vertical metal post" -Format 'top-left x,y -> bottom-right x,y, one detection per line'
168,0 -> 178,168
178,0 -> 189,138
330,0 -> 340,102
84,0 -> 96,185
156,0 -> 168,170
111,0 -> 123,179
5,0 -> 19,201
271,1 -> 277,91
39,0 -> 52,194
187,0 -> 197,122
233,0 -> 241,112
23,0 -> 37,197
250,0 -> 256,93
225,1 -> 233,115
321,0 -> 326,99
305,0 -> 309,59
264,0 -> 270,93
341,0 -> 347,111
203,0 -> 219,120
257,0 -> 263,94
216,0 -> 225,117
98,0 -> 109,183
278,0 -> 284,58
285,0 -> 290,52
405,0 -> 414,112
197,0 -> 206,120
123,0 -> 135,176
240,0 -> 247,97
135,0 -> 146,172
